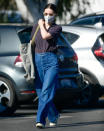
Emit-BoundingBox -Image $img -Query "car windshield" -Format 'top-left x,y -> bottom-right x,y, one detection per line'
72,17 -> 95,25
70,15 -> 104,27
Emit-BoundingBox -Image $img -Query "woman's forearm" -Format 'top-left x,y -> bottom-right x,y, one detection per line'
38,19 -> 52,40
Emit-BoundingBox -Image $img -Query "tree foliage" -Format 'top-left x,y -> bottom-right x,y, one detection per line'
32,0 -> 90,21
0,0 -> 90,23
57,0 -> 74,18
57,0 -> 90,20
0,0 -> 17,10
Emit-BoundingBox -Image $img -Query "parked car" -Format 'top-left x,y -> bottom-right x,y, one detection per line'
0,10 -> 24,23
0,24 -> 36,116
0,24 -> 84,115
62,25 -> 104,105
69,11 -> 104,28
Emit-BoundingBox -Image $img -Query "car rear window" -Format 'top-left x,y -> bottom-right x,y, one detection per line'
0,27 -> 20,55
57,33 -> 70,47
18,27 -> 32,44
92,34 -> 104,51
62,32 -> 79,45
99,34 -> 104,50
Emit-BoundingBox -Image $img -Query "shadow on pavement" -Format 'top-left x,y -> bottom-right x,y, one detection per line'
45,120 -> 104,129
0,100 -> 104,118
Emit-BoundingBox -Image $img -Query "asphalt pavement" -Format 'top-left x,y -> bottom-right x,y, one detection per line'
0,101 -> 104,131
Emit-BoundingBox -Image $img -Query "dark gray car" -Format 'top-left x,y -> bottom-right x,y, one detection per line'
0,24 -> 36,115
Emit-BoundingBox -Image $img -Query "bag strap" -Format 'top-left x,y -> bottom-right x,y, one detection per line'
31,25 -> 40,45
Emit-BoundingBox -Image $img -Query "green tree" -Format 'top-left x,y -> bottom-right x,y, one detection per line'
57,0 -> 90,20
32,0 -> 90,21
0,0 -> 90,23
0,0 -> 17,10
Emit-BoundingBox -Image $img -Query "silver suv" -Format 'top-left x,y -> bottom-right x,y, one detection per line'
62,25 -> 104,105
69,11 -> 104,28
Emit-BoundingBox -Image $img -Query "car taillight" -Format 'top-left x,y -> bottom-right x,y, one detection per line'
73,53 -> 78,63
14,55 -> 23,67
21,90 -> 36,94
94,47 -> 104,59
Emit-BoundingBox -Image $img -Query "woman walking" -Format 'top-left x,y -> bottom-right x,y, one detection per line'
30,3 -> 62,128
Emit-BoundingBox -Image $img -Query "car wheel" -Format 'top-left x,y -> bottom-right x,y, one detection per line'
80,74 -> 99,106
0,77 -> 17,116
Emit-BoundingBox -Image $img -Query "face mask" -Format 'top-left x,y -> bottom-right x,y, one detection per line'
44,15 -> 55,23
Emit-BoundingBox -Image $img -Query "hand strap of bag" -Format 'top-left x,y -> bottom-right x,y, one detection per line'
31,25 -> 40,45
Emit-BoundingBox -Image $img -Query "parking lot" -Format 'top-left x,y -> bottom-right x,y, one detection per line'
1,1 -> 104,131
0,99 -> 104,131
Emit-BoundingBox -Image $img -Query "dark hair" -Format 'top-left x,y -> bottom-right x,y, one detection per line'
44,3 -> 57,14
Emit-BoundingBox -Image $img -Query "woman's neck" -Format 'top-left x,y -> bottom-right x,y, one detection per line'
45,22 -> 51,30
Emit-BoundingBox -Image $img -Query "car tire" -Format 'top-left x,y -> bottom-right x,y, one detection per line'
0,76 -> 17,116
80,73 -> 100,106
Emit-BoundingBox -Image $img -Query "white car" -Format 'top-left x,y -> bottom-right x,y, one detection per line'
62,25 -> 104,105
69,11 -> 104,28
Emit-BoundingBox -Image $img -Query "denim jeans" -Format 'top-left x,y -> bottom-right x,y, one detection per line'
35,52 -> 59,125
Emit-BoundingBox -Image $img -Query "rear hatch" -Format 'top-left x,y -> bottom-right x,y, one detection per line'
18,26 -> 83,107
18,27 -> 80,82
57,33 -> 79,79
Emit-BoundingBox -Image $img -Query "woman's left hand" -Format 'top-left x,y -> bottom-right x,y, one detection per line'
38,19 -> 45,27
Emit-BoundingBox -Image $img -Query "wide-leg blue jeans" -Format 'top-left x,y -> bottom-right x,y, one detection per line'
35,52 -> 59,125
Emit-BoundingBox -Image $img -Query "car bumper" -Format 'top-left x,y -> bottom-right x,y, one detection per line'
3,67 -> 37,103
14,76 -> 36,103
